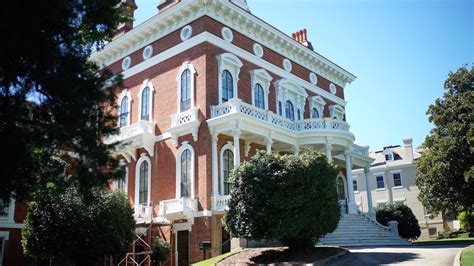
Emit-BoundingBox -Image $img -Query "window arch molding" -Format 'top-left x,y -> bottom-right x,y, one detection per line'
135,154 -> 152,207
219,142 -> 234,195
138,80 -> 155,122
250,69 -> 272,110
117,89 -> 132,127
274,79 -> 307,119
329,104 -> 345,120
176,62 -> 197,113
175,141 -> 195,199
217,53 -> 243,104
309,96 -> 326,119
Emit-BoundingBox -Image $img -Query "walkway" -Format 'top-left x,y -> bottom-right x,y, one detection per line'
327,245 -> 464,266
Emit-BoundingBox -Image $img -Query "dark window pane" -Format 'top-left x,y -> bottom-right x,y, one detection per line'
223,149 -> 234,195
285,100 -> 294,120
221,70 -> 233,102
141,87 -> 150,120
180,149 -> 192,198
139,161 -> 149,205
180,69 -> 191,112
312,108 -> 319,118
254,83 -> 265,109
119,96 -> 129,127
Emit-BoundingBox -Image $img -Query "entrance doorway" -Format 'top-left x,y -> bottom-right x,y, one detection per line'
221,227 -> 230,254
177,231 -> 189,266
337,175 -> 348,214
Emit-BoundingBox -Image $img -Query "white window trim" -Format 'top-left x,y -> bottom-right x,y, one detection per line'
217,53 -> 243,104
353,175 -> 359,193
0,231 -> 9,266
175,141 -> 195,199
114,159 -> 128,194
117,89 -> 132,127
220,142 -> 234,195
0,198 -> 15,223
374,172 -> 386,191
393,197 -> 406,203
135,154 -> 152,207
138,80 -> 155,122
329,104 -> 345,120
383,149 -> 394,161
176,62 -> 197,113
274,79 -> 308,119
308,95 -> 326,119
250,69 -> 272,110
391,170 -> 403,189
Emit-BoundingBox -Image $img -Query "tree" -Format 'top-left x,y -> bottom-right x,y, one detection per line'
375,203 -> 421,240
0,0 -> 130,202
225,150 -> 340,250
416,65 -> 474,216
21,180 -> 135,265
151,237 -> 171,265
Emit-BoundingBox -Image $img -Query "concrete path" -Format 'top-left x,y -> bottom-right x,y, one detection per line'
327,245 -> 465,266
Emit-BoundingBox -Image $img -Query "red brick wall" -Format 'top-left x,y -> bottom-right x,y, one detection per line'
0,228 -> 33,266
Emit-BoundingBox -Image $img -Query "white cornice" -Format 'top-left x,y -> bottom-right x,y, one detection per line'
90,0 -> 356,88
117,32 -> 347,106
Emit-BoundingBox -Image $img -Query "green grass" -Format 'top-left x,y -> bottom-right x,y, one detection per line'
413,237 -> 474,246
461,245 -> 474,266
191,248 -> 244,266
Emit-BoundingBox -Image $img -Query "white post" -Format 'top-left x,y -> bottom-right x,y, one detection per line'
364,166 -> 375,216
266,137 -> 273,153
345,150 -> 357,214
326,143 -> 333,162
232,128 -> 241,166
174,232 -> 178,266
292,145 -> 300,155
211,131 -> 219,209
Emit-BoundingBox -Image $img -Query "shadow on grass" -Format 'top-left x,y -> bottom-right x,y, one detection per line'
249,247 -> 344,264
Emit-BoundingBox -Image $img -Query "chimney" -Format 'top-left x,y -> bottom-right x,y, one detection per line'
292,29 -> 314,51
402,137 -> 414,162
113,0 -> 137,40
157,0 -> 181,13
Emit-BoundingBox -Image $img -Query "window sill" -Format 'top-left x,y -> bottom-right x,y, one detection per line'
375,188 -> 386,191
392,186 -> 403,190
354,191 -> 359,194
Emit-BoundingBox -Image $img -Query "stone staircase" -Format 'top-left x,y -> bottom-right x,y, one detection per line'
319,212 -> 410,247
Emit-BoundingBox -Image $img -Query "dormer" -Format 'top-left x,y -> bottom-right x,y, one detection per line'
383,149 -> 394,161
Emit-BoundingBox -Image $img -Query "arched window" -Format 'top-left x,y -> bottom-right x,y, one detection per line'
311,108 -> 319,119
222,149 -> 234,195
119,96 -> 129,127
180,69 -> 191,112
116,166 -> 128,194
278,101 -> 282,116
253,83 -> 265,109
297,109 -> 301,120
221,70 -> 233,102
180,149 -> 192,198
138,160 -> 149,205
285,100 -> 295,121
141,86 -> 150,120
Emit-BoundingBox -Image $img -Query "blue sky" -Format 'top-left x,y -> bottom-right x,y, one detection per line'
134,0 -> 474,151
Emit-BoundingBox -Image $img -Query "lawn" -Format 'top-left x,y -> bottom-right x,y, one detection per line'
461,245 -> 474,266
413,238 -> 474,246
191,248 -> 243,266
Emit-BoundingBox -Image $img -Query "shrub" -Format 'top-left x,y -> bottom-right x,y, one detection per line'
151,237 -> 170,264
376,203 -> 421,240
458,211 -> 474,232
225,150 -> 340,250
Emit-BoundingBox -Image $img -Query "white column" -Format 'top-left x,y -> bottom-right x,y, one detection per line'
325,143 -> 333,162
345,150 -> 357,214
232,128 -> 241,166
292,145 -> 300,155
364,166 -> 375,216
174,232 -> 178,266
266,137 -> 273,153
211,131 -> 219,209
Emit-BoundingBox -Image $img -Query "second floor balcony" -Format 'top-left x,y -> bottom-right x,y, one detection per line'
105,120 -> 155,160
157,198 -> 198,223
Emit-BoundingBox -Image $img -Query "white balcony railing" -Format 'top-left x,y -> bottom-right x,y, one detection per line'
158,198 -> 197,221
351,144 -> 369,157
133,204 -> 153,223
105,120 -> 155,144
211,195 -> 231,212
170,108 -> 198,127
210,98 -> 350,133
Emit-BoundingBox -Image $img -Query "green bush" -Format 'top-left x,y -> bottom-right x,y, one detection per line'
151,237 -> 170,264
458,211 -> 474,232
225,150 -> 340,250
376,203 -> 421,240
